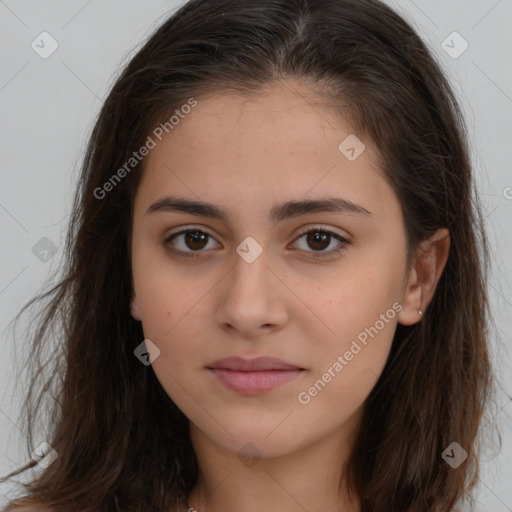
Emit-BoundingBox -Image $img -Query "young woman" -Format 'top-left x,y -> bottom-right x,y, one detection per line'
1,0 -> 495,510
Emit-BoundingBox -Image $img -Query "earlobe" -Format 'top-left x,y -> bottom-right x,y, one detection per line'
397,273 -> 423,326
397,228 -> 450,326
130,297 -> 142,321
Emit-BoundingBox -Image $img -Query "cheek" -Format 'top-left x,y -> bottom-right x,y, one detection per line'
138,289 -> 205,347
306,268 -> 401,378
131,248 -> 207,340
134,275 -> 216,386
299,292 -> 399,418
311,268 -> 400,332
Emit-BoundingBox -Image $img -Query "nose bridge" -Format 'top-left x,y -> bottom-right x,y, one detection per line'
229,236 -> 270,294
214,236 -> 285,331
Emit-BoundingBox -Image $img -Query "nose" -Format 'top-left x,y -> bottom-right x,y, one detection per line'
215,245 -> 289,339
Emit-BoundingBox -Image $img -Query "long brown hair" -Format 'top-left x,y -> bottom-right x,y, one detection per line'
1,0 -> 497,510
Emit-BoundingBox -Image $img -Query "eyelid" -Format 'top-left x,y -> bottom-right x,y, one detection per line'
288,224 -> 350,258
164,223 -> 350,258
165,223 -> 215,238
164,225 -> 221,251
292,224 -> 350,242
165,223 -> 349,240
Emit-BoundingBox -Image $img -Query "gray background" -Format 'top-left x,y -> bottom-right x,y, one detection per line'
0,0 -> 511,509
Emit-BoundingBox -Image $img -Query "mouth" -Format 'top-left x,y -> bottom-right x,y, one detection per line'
206,356 -> 306,394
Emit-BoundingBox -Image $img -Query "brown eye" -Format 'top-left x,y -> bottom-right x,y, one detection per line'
291,227 -> 349,258
165,229 -> 221,258
183,231 -> 209,250
306,231 -> 331,251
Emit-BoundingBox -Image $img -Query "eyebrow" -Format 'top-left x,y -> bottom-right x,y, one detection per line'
145,195 -> 372,221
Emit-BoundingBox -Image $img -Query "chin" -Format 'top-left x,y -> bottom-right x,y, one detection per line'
193,419 -> 302,458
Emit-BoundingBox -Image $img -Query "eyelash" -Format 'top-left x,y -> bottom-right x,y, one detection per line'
164,225 -> 349,260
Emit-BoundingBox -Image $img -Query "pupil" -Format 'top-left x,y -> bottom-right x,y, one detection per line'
186,231 -> 208,250
308,232 -> 329,251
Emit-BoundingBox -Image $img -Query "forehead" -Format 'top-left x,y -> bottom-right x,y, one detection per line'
135,80 -> 397,223
154,81 -> 356,156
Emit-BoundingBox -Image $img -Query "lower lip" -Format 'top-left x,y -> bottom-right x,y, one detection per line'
208,368 -> 304,394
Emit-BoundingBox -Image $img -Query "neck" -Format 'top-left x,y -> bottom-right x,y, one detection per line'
185,420 -> 361,512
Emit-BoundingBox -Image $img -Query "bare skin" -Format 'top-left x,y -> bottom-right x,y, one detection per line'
130,78 -> 450,512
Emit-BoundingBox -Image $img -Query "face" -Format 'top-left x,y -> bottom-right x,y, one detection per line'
130,79 -> 411,460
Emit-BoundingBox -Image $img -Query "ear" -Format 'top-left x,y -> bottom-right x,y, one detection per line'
397,228 -> 450,326
130,292 -> 142,321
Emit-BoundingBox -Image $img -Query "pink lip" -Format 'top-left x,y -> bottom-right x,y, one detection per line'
207,356 -> 305,394
208,356 -> 304,372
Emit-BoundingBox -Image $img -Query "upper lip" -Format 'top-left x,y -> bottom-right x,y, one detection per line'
207,356 -> 304,371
